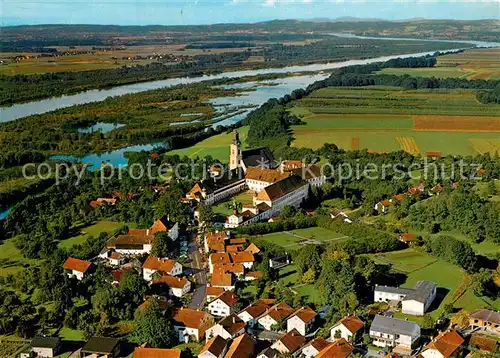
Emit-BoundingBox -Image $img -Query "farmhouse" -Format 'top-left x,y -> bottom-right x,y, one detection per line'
286,306 -> 317,336
133,347 -> 181,358
369,315 -> 421,350
316,338 -> 354,358
205,313 -> 246,341
374,280 -> 437,316
142,256 -> 183,281
173,308 -> 214,342
81,337 -> 120,358
330,315 -> 365,341
469,309 -> 500,334
63,257 -> 93,281
207,290 -> 239,317
300,337 -> 330,358
198,335 -> 228,358
421,330 -> 464,358
271,328 -> 306,355
258,302 -> 295,331
30,336 -> 61,358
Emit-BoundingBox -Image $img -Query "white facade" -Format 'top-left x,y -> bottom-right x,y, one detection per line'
225,214 -> 245,228
301,345 -> 321,358
115,243 -> 152,255
374,289 -> 408,303
33,347 -> 57,358
422,349 -> 446,358
143,261 -> 183,281
169,281 -> 191,298
258,315 -> 278,331
66,270 -> 85,281
168,222 -> 180,241
246,179 -> 272,192
331,323 -> 355,341
402,300 -> 426,316
205,324 -> 245,342
238,311 -> 257,328
175,326 -> 201,342
287,316 -> 311,336
208,299 -> 232,317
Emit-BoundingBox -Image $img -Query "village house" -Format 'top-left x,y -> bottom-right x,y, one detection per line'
330,315 -> 365,341
206,287 -> 225,303
225,333 -> 255,358
374,280 -> 437,316
80,337 -> 120,358
375,200 -> 392,214
205,231 -> 230,253
137,296 -> 170,315
330,208 -> 352,223
244,271 -> 264,281
245,242 -> 261,256
207,290 -> 239,317
258,302 -> 295,331
150,218 -> 180,240
316,338 -> 354,358
173,308 -> 214,342
63,257 -> 93,281
271,328 -> 306,355
198,335 -> 228,358
238,299 -> 276,328
421,330 -> 464,358
213,263 -> 244,281
186,174 -> 246,207
209,253 -> 232,273
229,251 -> 255,269
89,197 -> 117,209
257,347 -> 279,358
152,274 -> 191,298
210,271 -> 235,291
30,336 -> 61,358
133,347 -> 181,358
108,251 -> 124,266
399,233 -> 418,245
300,336 -> 330,358
205,313 -> 246,341
369,315 -> 421,351
469,309 -> 500,334
469,334 -> 498,353
142,256 -> 183,281
286,306 -> 317,336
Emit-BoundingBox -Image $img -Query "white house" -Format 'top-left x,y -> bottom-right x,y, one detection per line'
257,347 -> 279,358
143,256 -> 182,281
375,200 -> 392,214
150,218 -> 180,241
374,281 -> 437,316
330,315 -> 365,341
229,252 -> 255,270
257,302 -> 294,331
238,299 -> 276,328
207,291 -> 239,317
271,328 -> 306,355
198,335 -> 228,358
286,306 -> 317,336
173,308 -> 214,342
63,257 -> 93,281
205,313 -> 246,341
107,234 -> 153,255
31,336 -> 61,358
421,330 -> 464,358
300,337 -> 330,358
369,315 -> 421,350
152,275 -> 191,298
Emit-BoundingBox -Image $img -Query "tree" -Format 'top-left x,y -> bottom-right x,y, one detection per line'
198,204 -> 214,229
294,245 -> 322,276
443,303 -> 454,315
130,300 -> 176,348
302,268 -> 316,284
151,231 -> 173,258
422,314 -> 435,329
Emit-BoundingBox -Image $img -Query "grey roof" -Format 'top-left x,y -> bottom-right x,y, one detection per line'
470,309 -> 500,324
404,280 -> 436,304
242,147 -> 276,169
31,336 -> 60,349
258,347 -> 279,358
374,285 -> 414,296
82,337 -> 119,354
370,315 -> 420,337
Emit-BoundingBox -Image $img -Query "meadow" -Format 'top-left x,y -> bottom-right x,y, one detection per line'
377,48 -> 500,80
252,226 -> 348,249
290,86 -> 500,155
277,264 -> 321,305
0,237 -> 38,277
58,220 -> 122,249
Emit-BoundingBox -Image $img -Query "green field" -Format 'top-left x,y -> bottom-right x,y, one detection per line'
372,249 -> 500,319
290,86 -> 500,155
168,126 -> 249,162
0,237 -> 39,277
278,264 -> 321,305
58,220 -> 122,249
377,67 -> 472,79
212,190 -> 255,216
252,226 -> 348,249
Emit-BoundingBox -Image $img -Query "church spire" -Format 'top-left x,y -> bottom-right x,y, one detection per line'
233,129 -> 240,145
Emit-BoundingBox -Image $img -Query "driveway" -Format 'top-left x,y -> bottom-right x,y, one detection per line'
188,237 -> 207,309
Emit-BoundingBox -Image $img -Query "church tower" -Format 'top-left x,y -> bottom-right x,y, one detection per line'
229,130 -> 241,171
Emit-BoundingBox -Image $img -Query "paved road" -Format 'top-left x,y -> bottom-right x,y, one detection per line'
188,236 -> 207,309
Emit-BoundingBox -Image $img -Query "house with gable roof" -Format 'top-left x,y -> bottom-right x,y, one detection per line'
421,330 -> 464,358
63,257 -> 93,281
198,335 -> 228,358
286,306 -> 317,336
143,256 -> 182,281
271,328 -> 306,355
207,290 -> 239,317
205,313 -> 246,341
330,315 -> 365,341
258,302 -> 295,331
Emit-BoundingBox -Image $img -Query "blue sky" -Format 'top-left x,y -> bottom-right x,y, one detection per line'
2,0 -> 499,26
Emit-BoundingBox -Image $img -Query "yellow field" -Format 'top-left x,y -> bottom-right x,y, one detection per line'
468,138 -> 500,155
414,115 -> 500,132
396,136 -> 420,156
437,48 -> 500,80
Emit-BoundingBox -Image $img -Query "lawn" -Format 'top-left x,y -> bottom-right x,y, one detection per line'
0,236 -> 39,277
173,342 -> 204,355
252,226 -> 348,249
168,126 -> 249,162
212,190 -> 256,216
278,264 -> 321,305
58,220 -> 122,249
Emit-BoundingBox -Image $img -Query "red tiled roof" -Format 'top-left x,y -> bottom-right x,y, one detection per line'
229,238 -> 247,245
380,199 -> 392,207
210,272 -> 233,288
216,313 -> 246,335
266,302 -> 294,322
214,290 -> 239,306
225,333 -> 254,358
226,244 -> 245,253
206,287 -> 225,298
245,243 -> 261,254
393,194 -> 406,201
278,328 -> 306,353
63,257 -> 92,273
173,308 -> 213,332
210,253 -> 231,266
200,335 -> 227,357
128,228 -> 149,236
400,233 -> 417,242
316,338 -> 354,358
290,306 -> 316,324
425,330 -> 464,358
470,334 -> 497,352
335,315 -> 365,335
143,256 -> 177,273
213,263 -> 245,275
152,275 -> 189,289
246,271 -> 264,279
133,347 -> 181,358
229,251 -> 255,264
110,252 -> 122,260
245,167 -> 291,183
309,337 -> 330,352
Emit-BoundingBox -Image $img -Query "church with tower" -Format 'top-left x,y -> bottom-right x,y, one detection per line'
186,130 -> 326,227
